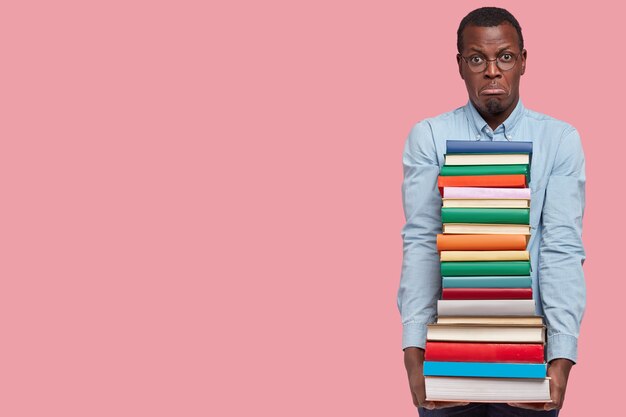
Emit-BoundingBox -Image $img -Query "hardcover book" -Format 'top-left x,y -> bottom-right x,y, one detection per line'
436,234 -> 529,251
445,140 -> 533,154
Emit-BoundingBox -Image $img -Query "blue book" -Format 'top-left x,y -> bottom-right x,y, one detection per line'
442,276 -> 532,288
423,361 -> 546,379
446,140 -> 533,154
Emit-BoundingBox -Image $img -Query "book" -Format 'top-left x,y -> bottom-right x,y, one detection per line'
440,164 -> 530,178
425,342 -> 544,363
442,288 -> 532,300
442,198 -> 530,208
436,316 -> 543,325
446,140 -> 533,154
426,323 -> 545,342
441,208 -> 529,225
436,234 -> 529,251
440,261 -> 531,276
443,223 -> 531,235
424,361 -> 546,378
438,175 -> 527,191
442,276 -> 532,288
425,376 -> 551,402
443,187 -> 531,199
440,250 -> 529,262
437,299 -> 536,316
444,154 -> 530,166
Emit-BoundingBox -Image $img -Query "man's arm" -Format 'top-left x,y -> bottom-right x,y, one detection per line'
538,128 -> 586,364
510,128 -> 586,411
399,122 -> 467,410
398,121 -> 441,352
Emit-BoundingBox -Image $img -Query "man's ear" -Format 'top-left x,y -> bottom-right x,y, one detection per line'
456,54 -> 464,80
520,49 -> 527,76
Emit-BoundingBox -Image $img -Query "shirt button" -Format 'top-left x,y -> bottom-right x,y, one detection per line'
506,134 -> 512,139
475,134 -> 481,138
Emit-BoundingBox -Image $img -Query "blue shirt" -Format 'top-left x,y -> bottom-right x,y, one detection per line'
398,99 -> 586,363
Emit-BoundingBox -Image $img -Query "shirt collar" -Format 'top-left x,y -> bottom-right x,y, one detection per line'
464,98 -> 525,139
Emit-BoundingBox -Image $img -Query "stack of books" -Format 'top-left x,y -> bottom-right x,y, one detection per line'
423,140 -> 551,403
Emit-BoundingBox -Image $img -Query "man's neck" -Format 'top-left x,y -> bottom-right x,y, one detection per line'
479,109 -> 513,131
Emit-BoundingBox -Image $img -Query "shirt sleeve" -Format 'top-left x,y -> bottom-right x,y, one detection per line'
538,128 -> 587,363
397,121 -> 442,350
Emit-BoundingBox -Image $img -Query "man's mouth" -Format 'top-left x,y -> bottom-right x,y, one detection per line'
480,85 -> 507,95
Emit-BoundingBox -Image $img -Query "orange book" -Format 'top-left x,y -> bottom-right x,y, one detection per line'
436,234 -> 529,251
437,175 -> 526,194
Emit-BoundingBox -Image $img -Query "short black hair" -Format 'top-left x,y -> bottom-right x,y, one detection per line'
457,7 -> 524,54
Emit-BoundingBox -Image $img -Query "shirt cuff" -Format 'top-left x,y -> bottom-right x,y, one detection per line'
402,322 -> 428,350
546,333 -> 578,363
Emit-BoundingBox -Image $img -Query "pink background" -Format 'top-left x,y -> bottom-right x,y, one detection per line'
2,1 -> 620,415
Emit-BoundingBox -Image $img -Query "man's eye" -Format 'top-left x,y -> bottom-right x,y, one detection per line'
500,53 -> 513,62
470,56 -> 484,64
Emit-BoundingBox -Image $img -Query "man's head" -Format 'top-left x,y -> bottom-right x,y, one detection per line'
456,7 -> 527,124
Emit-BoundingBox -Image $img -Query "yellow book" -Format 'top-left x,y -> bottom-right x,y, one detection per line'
440,250 -> 530,262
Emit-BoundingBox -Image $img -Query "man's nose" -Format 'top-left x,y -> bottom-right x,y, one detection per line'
484,60 -> 502,78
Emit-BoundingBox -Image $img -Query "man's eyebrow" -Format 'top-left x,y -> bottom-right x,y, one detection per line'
467,45 -> 516,55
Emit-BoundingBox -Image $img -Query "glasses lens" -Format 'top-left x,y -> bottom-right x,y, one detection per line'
497,54 -> 517,71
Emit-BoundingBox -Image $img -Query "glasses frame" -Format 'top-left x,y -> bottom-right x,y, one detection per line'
460,50 -> 524,73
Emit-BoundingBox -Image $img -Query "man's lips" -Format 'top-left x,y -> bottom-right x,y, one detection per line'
480,86 -> 507,95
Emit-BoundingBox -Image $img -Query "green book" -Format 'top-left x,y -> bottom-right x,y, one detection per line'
440,261 -> 531,276
442,276 -> 532,288
440,164 -> 530,182
441,208 -> 530,224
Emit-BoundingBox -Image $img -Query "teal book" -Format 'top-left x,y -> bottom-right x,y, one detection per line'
442,276 -> 532,288
440,261 -> 531,276
423,361 -> 547,379
441,208 -> 530,224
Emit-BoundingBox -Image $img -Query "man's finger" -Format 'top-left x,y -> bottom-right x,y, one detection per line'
432,401 -> 470,409
507,402 -> 549,411
420,401 -> 436,410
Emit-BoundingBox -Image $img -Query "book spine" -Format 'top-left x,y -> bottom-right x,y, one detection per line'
423,361 -> 547,378
446,140 -> 533,154
442,288 -> 532,300
440,261 -> 531,276
438,175 -> 527,190
437,299 -> 536,316
440,164 -> 529,177
436,234 -> 528,251
425,342 -> 544,363
441,208 -> 530,224
440,250 -> 529,261
442,276 -> 532,288
443,187 -> 531,199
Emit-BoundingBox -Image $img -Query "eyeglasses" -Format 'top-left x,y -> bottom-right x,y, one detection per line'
460,51 -> 523,73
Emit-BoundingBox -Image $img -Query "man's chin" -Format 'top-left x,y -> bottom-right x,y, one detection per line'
485,98 -> 505,114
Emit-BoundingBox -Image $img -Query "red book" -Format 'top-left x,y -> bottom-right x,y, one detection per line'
442,288 -> 532,300
425,341 -> 545,363
437,174 -> 527,195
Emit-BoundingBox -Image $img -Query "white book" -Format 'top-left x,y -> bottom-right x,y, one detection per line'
442,198 -> 530,208
443,187 -> 531,199
443,223 -> 531,235
444,154 -> 530,166
437,299 -> 536,316
426,323 -> 545,343
425,376 -> 551,402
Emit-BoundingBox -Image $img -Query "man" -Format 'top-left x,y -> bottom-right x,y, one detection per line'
398,7 -> 586,416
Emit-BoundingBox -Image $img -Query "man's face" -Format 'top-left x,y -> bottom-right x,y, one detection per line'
457,23 -> 526,117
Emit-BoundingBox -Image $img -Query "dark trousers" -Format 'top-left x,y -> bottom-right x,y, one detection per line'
418,403 -> 559,417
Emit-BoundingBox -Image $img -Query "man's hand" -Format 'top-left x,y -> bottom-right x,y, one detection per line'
508,358 -> 574,411
404,347 -> 470,410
